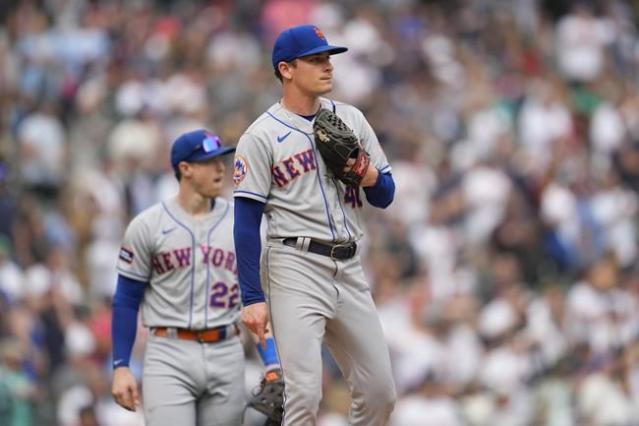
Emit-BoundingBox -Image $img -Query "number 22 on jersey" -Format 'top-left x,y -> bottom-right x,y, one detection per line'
209,282 -> 240,308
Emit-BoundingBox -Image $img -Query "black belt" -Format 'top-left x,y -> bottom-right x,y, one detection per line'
282,237 -> 357,260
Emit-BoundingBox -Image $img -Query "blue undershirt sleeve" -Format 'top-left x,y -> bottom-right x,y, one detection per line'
234,197 -> 266,306
111,274 -> 146,369
363,171 -> 395,208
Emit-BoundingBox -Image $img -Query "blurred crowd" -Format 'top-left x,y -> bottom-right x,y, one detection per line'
1,0 -> 639,425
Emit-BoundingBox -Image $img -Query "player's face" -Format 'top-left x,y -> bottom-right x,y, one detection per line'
189,157 -> 226,198
290,53 -> 334,95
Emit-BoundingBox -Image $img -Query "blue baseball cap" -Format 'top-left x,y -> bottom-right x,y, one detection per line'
272,24 -> 347,69
170,129 -> 235,172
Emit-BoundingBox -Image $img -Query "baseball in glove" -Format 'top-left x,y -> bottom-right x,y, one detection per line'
248,368 -> 284,425
313,108 -> 370,187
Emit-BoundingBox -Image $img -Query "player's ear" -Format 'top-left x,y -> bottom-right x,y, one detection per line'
178,161 -> 192,178
278,61 -> 295,81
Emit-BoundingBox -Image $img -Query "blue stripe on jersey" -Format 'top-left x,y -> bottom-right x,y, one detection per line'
331,100 -> 356,240
204,200 -> 230,325
380,164 -> 392,173
328,100 -> 358,240
266,111 -> 336,240
233,190 -> 268,202
333,178 -> 352,240
161,202 -> 197,329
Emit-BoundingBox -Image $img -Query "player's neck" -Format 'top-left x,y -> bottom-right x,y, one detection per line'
280,90 -> 321,116
177,190 -> 214,217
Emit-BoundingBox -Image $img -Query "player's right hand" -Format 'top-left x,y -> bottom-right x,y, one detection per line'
112,367 -> 141,411
241,302 -> 270,349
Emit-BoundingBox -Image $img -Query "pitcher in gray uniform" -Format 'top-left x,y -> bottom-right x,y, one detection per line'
233,24 -> 397,425
110,130 -> 245,425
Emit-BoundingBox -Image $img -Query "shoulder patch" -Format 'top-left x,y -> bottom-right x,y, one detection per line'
233,155 -> 249,187
119,247 -> 134,264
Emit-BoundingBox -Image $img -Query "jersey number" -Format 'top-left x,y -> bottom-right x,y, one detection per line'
344,186 -> 363,208
209,282 -> 240,308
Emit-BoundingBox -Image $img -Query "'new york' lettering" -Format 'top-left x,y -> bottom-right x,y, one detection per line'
151,246 -> 237,275
272,149 -> 316,187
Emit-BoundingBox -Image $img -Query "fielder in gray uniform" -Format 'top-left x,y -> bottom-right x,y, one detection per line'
111,130 -> 245,425
233,24 -> 397,425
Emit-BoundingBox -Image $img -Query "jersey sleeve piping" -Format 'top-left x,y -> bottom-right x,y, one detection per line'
116,268 -> 150,282
233,190 -> 268,202
266,111 -> 313,136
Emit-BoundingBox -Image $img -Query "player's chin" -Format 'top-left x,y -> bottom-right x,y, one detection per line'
205,184 -> 224,198
316,80 -> 333,94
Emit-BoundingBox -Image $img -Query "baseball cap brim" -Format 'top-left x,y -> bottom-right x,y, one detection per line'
187,146 -> 236,163
294,45 -> 348,61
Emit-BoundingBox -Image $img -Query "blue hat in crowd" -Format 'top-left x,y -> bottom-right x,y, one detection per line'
170,129 -> 235,172
272,24 -> 348,69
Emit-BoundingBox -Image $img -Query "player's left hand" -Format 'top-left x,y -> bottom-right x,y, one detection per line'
349,159 -> 378,187
112,367 -> 141,411
344,158 -> 378,187
242,302 -> 270,348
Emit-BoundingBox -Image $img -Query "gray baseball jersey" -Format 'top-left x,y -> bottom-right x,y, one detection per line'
232,98 -> 391,243
117,196 -> 245,425
233,98 -> 396,424
117,196 -> 240,329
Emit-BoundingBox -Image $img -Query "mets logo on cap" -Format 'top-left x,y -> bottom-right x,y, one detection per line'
313,26 -> 326,40
233,155 -> 248,187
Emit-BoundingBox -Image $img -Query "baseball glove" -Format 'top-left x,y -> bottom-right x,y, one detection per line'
248,368 -> 284,425
313,108 -> 370,187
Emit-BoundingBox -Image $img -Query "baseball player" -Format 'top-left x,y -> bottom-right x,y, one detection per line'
110,129 -> 282,425
233,24 -> 397,425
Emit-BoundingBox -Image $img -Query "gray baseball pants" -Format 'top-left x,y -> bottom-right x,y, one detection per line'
142,333 -> 245,425
263,242 -> 397,426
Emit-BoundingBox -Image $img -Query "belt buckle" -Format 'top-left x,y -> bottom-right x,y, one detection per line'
330,243 -> 350,260
196,330 -> 205,343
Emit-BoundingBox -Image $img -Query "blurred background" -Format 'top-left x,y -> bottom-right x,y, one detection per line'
1,0 -> 639,425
